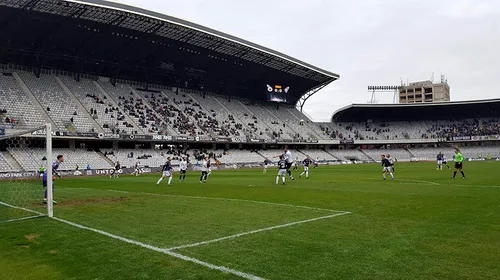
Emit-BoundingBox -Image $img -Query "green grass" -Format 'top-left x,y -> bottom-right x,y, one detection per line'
1,161 -> 499,280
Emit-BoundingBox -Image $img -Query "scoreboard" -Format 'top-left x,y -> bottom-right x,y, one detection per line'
267,84 -> 290,103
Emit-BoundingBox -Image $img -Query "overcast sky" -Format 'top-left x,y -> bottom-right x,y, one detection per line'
110,0 -> 500,121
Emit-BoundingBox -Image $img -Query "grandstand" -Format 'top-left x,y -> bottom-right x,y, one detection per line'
0,1 -> 499,280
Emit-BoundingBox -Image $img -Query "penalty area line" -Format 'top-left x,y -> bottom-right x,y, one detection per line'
59,188 -> 347,213
51,216 -> 266,280
0,199 -> 266,280
102,188 -> 347,213
167,211 -> 351,251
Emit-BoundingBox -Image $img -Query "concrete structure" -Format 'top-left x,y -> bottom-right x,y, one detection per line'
399,79 -> 450,103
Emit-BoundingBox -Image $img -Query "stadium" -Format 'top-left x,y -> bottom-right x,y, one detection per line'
1,1 -> 499,280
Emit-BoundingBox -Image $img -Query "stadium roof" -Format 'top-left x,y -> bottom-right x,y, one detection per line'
331,99 -> 500,122
0,0 -> 339,105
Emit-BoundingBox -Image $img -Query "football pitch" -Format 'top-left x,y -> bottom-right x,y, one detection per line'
1,161 -> 499,280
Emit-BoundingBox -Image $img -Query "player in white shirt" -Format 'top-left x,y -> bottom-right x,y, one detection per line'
200,157 -> 209,183
207,159 -> 212,177
263,159 -> 272,173
283,146 -> 295,180
293,157 -> 299,171
131,162 -> 140,176
179,158 -> 188,182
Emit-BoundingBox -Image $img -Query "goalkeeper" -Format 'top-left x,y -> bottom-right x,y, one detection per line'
42,155 -> 64,204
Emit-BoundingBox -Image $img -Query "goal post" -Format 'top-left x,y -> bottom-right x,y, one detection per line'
0,123 -> 53,223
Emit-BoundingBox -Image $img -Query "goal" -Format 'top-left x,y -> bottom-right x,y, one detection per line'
0,123 -> 54,224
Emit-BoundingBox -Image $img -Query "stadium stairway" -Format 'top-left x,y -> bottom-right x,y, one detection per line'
1,151 -> 23,171
93,81 -> 143,133
359,149 -> 376,162
55,77 -> 105,133
161,90 -> 206,135
12,72 -> 58,129
239,102 -> 276,139
129,86 -> 176,135
405,147 -> 416,158
97,151 -> 115,166
264,107 -> 298,139
255,150 -> 269,160
324,150 -> 341,160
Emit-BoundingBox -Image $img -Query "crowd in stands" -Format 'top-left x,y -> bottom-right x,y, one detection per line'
426,118 -> 500,139
2,71 -> 500,142
117,93 -> 165,134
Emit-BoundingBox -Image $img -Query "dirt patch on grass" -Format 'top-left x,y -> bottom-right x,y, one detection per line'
49,250 -> 57,255
24,234 -> 39,240
60,196 -> 127,206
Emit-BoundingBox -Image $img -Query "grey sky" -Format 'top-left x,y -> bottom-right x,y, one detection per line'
111,0 -> 500,121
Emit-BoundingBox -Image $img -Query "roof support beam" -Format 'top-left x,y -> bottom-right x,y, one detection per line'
295,81 -> 332,112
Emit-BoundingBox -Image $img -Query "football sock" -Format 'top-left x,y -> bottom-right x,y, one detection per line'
460,171 -> 466,178
276,176 -> 279,184
156,177 -> 163,184
453,171 -> 457,178
168,177 -> 173,185
282,176 -> 285,184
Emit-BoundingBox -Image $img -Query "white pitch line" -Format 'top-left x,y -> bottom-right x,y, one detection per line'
0,201 -> 45,215
51,216 -> 266,280
102,188 -> 346,213
397,179 -> 440,186
0,199 -> 266,280
0,214 -> 46,224
166,211 -> 351,251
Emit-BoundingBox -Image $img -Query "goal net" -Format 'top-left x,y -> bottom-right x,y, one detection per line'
0,124 -> 54,224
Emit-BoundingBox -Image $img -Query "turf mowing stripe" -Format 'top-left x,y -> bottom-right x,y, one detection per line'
166,212 -> 351,251
51,216 -> 266,280
0,201 -> 46,216
0,214 -> 46,224
92,188 -> 345,213
0,200 -> 266,280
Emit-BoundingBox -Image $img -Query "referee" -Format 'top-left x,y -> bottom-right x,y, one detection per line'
452,149 -> 466,179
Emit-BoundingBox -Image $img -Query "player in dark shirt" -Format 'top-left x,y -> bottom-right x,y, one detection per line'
110,161 -> 121,179
276,156 -> 287,185
157,157 -> 173,186
381,155 -> 394,180
300,156 -> 312,179
42,155 -> 64,204
437,153 -> 444,170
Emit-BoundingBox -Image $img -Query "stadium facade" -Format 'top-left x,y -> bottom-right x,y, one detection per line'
0,0 -> 499,175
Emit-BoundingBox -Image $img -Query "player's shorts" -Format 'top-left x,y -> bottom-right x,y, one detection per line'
264,164 -> 269,169
303,166 -> 309,172
180,169 -> 187,174
286,162 -> 292,169
42,177 -> 54,188
454,162 -> 463,169
383,166 -> 392,172
278,169 -> 287,176
437,160 -> 443,165
162,171 -> 172,177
